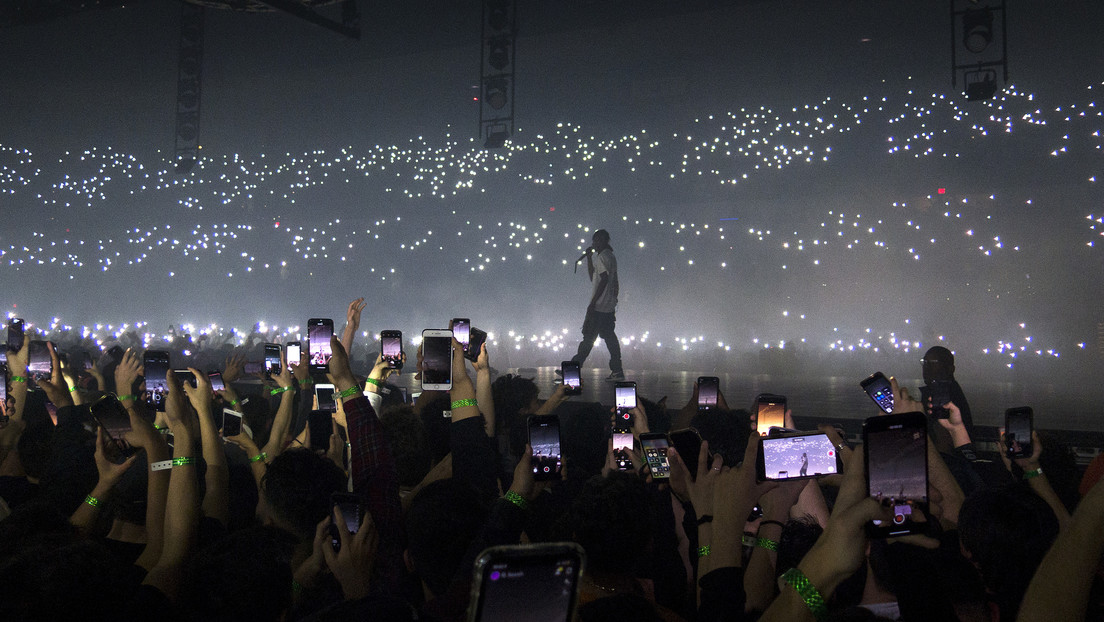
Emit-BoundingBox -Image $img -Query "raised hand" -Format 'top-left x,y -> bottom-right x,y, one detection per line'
36,342 -> 73,408
322,508 -> 379,601
114,348 -> 142,401
221,350 -> 247,384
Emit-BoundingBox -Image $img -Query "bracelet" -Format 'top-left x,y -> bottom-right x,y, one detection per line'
364,377 -> 383,387
696,545 -> 711,559
9,375 -> 26,384
504,490 -> 530,511
696,514 -> 714,526
760,519 -> 786,529
150,459 -> 174,472
172,456 -> 196,467
117,394 -> 136,402
742,535 -> 757,547
780,568 -> 829,621
270,386 -> 293,396
451,398 -> 478,410
1023,466 -> 1044,480
756,537 -> 779,552
69,385 -> 79,393
297,377 -> 313,387
249,452 -> 268,463
84,494 -> 100,508
337,385 -> 360,399
228,399 -> 239,406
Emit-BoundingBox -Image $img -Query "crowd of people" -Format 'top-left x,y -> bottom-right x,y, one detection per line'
1,299 -> 1103,622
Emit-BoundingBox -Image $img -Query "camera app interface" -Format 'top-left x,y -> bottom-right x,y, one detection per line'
144,353 -> 170,411
756,400 -> 785,436
698,378 -> 718,408
452,319 -> 470,349
27,341 -> 51,381
761,434 -> 837,480
421,335 -> 451,385
529,420 -> 562,479
308,323 -> 333,367
477,554 -> 580,622
1006,411 -> 1032,456
563,364 -> 581,390
382,335 -> 402,362
867,425 -> 927,532
264,345 -> 281,375
615,384 -> 635,425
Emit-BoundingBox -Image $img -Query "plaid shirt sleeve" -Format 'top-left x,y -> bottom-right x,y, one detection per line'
344,394 -> 405,593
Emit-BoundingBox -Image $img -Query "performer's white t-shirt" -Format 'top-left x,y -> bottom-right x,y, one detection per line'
591,248 -> 619,313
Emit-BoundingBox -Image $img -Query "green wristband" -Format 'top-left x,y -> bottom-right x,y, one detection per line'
297,377 -> 313,387
337,385 -> 360,399
364,377 -> 383,387
249,452 -> 268,463
9,375 -> 26,384
84,494 -> 100,508
451,398 -> 477,410
1023,466 -> 1043,480
68,385 -> 79,393
781,568 -> 829,621
756,537 -> 779,552
696,545 -> 711,559
117,394 -> 136,402
270,386 -> 293,396
173,456 -> 196,467
504,490 -> 530,511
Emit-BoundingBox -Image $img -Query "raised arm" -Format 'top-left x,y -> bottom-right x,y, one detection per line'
69,428 -> 138,534
183,368 -> 229,528
5,338 -> 30,423
340,297 -> 366,355
472,342 -> 496,436
262,352 -> 298,460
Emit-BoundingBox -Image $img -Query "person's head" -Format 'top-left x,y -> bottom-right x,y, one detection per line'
416,393 -> 453,464
379,404 -> 432,489
404,479 -> 490,597
258,448 -> 346,540
491,374 -> 541,455
921,346 -> 955,384
689,408 -> 751,467
958,485 -> 1059,620
179,526 -> 297,622
561,472 -> 653,575
592,229 -> 611,251
17,420 -> 52,481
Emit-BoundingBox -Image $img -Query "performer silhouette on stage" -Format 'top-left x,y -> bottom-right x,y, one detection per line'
569,229 -> 624,381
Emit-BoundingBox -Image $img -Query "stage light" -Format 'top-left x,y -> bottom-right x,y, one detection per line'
484,77 -> 509,110
962,8 -> 993,54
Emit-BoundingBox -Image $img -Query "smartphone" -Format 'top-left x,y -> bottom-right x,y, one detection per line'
612,428 -> 634,471
286,341 -> 302,368
106,344 -> 124,365
640,432 -> 671,479
697,376 -> 720,411
0,362 -> 7,416
755,394 -> 787,436
90,394 -> 135,462
926,379 -> 952,419
1004,407 -> 1033,459
381,330 -> 403,370
208,371 -> 225,392
468,543 -> 585,622
669,428 -> 703,479
528,415 -> 563,481
330,492 -> 364,553
863,411 -> 929,537
315,383 -> 336,413
451,318 -> 471,353
560,361 -> 582,396
244,361 -> 263,375
421,329 -> 454,391
264,343 -> 281,376
860,372 -> 895,414
307,318 -> 335,373
173,369 -> 196,389
222,408 -> 243,437
467,327 -> 488,363
143,350 -> 171,411
309,409 -> 333,452
614,381 -> 636,427
6,318 -> 24,353
27,340 -> 52,382
80,351 -> 94,371
757,431 -> 840,481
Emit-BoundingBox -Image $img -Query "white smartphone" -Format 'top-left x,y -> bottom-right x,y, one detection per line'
420,329 -> 454,391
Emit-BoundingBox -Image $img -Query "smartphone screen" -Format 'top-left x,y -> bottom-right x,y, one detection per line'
308,318 -> 334,372
90,394 -> 134,461
315,383 -> 336,413
466,327 -> 488,362
560,361 -> 582,396
222,408 -> 243,437
861,372 -> 895,414
451,318 -> 471,352
208,371 -> 225,392
381,331 -> 403,369
173,369 -> 196,388
641,433 -> 671,479
144,351 -> 171,411
264,343 -> 281,376
421,329 -> 453,390
926,379 -> 952,418
330,492 -> 364,552
0,363 -> 8,416
28,340 -> 51,381
612,429 -> 634,471
470,543 -> 584,622
309,409 -> 333,452
758,432 -> 839,481
7,318 -> 24,353
669,428 -> 702,479
286,341 -> 302,368
614,381 -> 636,427
697,376 -> 719,410
528,415 -> 562,481
864,412 -> 928,537
1004,407 -> 1033,459
81,351 -> 94,371
756,394 -> 786,436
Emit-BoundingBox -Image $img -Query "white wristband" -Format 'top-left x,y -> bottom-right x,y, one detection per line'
150,459 -> 173,472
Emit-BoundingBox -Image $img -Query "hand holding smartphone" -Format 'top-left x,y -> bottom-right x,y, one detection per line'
755,394 -> 786,436
143,350 -> 171,411
860,372 -> 895,414
264,343 -> 282,376
614,381 -> 636,427
420,329 -> 454,391
381,330 -> 403,370
528,415 -> 563,481
560,361 -> 581,396
308,318 -> 335,373
329,492 -> 364,553
640,433 -> 671,479
1004,407 -> 1034,459
468,543 -> 585,622
756,431 -> 840,481
696,376 -> 719,411
222,408 -> 244,437
863,411 -> 929,537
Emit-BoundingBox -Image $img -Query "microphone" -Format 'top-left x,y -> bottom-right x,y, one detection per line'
575,247 -> 594,263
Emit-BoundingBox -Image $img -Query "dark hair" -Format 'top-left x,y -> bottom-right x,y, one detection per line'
417,393 -> 453,464
179,526 -> 296,622
958,485 -> 1059,621
561,472 -> 653,574
379,404 -> 432,488
405,479 -> 490,597
17,420 -> 52,479
689,408 -> 751,467
260,448 -> 346,538
491,374 -> 539,436
778,516 -> 865,610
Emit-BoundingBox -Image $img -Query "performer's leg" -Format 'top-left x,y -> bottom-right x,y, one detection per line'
571,312 -> 598,365
597,312 -> 623,374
